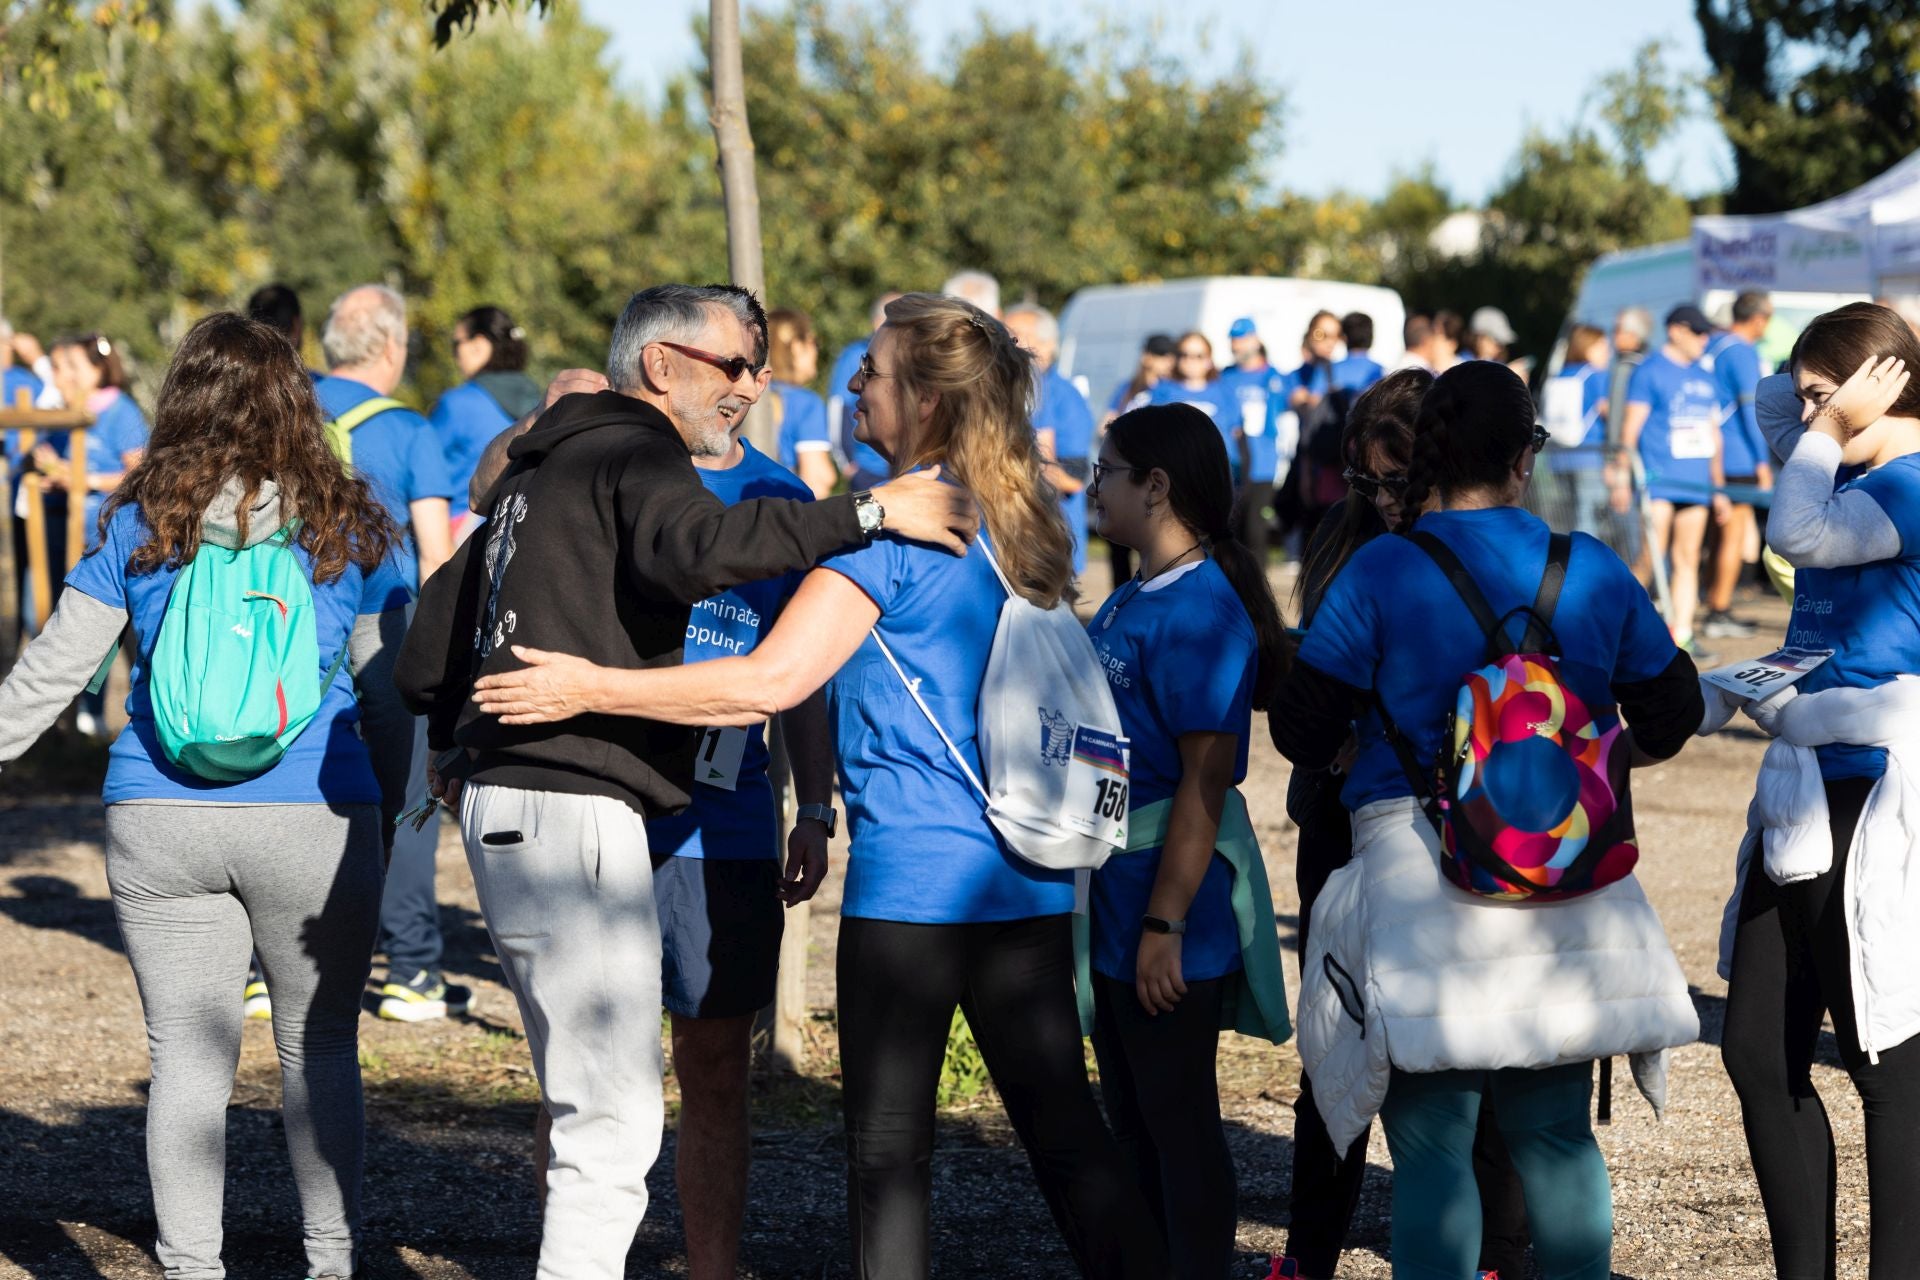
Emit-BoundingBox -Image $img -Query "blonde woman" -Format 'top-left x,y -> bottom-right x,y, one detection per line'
468,293 -> 1169,1279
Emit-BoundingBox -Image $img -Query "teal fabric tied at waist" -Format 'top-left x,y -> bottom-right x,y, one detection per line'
1074,788 -> 1292,1045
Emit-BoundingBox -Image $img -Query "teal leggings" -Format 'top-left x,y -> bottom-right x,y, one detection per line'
1379,1063 -> 1612,1280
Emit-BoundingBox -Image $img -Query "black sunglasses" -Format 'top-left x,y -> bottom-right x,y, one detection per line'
1529,423 -> 1549,454
656,340 -> 763,383
1342,467 -> 1409,500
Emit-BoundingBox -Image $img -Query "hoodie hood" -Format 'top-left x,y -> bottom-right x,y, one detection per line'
202,477 -> 290,550
506,389 -> 684,465
473,370 -> 544,421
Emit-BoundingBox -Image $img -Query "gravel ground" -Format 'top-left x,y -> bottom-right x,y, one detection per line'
0,581 -> 1880,1278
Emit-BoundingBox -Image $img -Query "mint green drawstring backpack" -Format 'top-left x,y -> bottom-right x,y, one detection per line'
145,529 -> 345,782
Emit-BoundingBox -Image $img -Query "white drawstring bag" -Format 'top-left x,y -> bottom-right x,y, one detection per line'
872,540 -> 1130,871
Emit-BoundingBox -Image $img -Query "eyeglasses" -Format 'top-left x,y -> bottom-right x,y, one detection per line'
656,341 -> 763,383
855,353 -> 892,382
1342,467 -> 1409,500
1177,349 -> 1209,361
1090,460 -> 1141,486
1529,423 -> 1549,454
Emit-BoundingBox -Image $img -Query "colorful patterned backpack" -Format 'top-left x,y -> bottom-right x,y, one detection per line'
1380,531 -> 1639,902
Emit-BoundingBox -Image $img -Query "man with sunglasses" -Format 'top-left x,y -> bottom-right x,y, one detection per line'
399,282 -> 977,1280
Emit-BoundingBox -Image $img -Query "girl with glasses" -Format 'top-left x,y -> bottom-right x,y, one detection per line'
1148,332 -> 1237,471
1272,360 -> 1703,1279
1084,401 -> 1290,1278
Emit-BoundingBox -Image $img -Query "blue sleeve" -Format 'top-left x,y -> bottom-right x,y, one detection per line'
359,549 -> 415,613
1724,345 -> 1766,464
1295,551 -> 1382,690
1148,603 -> 1255,737
103,400 -> 149,459
427,390 -> 457,436
1854,461 -> 1920,558
1626,361 -> 1658,408
1583,369 -> 1608,417
1108,381 -> 1132,413
65,506 -> 132,608
821,535 -> 906,615
405,418 -> 458,503
1590,537 -> 1680,681
791,389 -> 829,446
1054,382 -> 1095,457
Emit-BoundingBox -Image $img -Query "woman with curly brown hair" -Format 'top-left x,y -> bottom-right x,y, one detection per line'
0,312 -> 413,1280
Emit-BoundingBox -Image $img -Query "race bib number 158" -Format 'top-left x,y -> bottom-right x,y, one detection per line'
1062,726 -> 1130,847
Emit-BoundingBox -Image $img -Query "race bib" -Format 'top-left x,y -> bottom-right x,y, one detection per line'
691,725 -> 750,791
1240,393 -> 1267,437
1668,406 -> 1718,460
1703,646 -> 1834,703
1061,726 -> 1130,846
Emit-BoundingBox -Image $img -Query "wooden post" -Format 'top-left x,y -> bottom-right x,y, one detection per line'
0,403 -> 96,637
65,425 -> 87,571
0,391 -> 19,669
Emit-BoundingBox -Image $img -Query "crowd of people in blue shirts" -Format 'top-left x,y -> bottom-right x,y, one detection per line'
3,263 -> 1919,1280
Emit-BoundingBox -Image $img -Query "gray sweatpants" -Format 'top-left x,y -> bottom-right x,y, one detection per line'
459,783 -> 665,1280
106,801 -> 384,1280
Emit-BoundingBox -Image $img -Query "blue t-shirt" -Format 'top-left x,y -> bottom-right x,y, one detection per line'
65,503 -> 413,806
45,392 -> 150,547
1035,369 -> 1096,575
826,339 -> 890,482
1298,507 -> 1679,811
823,530 -> 1075,923
428,380 -> 513,511
315,376 -> 456,587
1332,353 -> 1386,395
2,366 -> 42,461
1087,558 -> 1252,982
1786,454 -> 1920,780
1217,365 -> 1286,483
770,380 -> 831,473
1148,379 -> 1237,469
1627,352 -> 1720,503
1705,333 -> 1766,479
643,443 -> 809,859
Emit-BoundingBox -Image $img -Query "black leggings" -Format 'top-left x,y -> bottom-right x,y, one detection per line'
1722,775 -> 1920,1279
837,915 -> 1169,1280
1284,768 -> 1530,1278
1092,973 -> 1235,1278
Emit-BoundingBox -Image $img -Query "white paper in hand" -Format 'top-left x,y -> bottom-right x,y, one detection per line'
1702,646 -> 1835,704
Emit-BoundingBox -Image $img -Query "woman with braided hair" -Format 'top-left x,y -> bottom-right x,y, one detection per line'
1271,360 -> 1703,1278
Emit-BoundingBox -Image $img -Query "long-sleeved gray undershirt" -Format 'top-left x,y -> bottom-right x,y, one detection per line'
1767,430 -> 1902,569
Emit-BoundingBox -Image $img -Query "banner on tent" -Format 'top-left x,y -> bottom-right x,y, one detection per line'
1693,217 -> 1874,293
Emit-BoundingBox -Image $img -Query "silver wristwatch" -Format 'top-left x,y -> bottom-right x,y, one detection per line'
852,490 -> 885,538
796,803 -> 838,838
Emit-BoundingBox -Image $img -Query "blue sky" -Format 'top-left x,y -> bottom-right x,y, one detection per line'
576,0 -> 1735,203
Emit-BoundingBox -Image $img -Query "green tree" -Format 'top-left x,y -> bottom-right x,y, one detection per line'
1696,0 -> 1920,213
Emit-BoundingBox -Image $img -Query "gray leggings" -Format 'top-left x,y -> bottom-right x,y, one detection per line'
106,801 -> 384,1280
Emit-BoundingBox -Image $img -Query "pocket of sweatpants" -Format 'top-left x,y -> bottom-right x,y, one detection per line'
469,826 -> 553,941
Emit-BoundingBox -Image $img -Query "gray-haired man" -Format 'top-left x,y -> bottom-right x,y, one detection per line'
397,283 -> 974,1279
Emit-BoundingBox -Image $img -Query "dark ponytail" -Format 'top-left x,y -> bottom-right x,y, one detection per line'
457,305 -> 530,373
1107,403 -> 1289,705
1396,361 -> 1535,533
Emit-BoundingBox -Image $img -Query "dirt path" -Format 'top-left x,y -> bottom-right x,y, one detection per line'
0,587 -> 1880,1278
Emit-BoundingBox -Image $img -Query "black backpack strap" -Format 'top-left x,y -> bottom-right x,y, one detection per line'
1521,533 -> 1572,652
1405,530 -> 1504,646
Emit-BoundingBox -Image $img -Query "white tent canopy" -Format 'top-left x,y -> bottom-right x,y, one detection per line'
1693,150 -> 1920,295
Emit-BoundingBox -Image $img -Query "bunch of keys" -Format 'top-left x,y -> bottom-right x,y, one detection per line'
395,795 -> 442,833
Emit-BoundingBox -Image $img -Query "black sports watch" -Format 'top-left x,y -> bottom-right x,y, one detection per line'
1141,914 -> 1187,936
797,803 -> 838,838
852,490 -> 885,538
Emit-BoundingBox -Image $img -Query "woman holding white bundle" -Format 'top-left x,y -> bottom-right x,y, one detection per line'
1713,301 -> 1920,1279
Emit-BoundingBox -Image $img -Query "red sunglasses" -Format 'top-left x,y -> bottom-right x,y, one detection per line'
656,340 -> 763,383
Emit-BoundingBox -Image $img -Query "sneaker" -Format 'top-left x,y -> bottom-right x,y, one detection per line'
376,971 -> 473,1023
1701,609 -> 1758,639
244,971 -> 272,1021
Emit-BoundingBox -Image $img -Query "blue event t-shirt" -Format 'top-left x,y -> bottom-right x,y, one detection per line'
1087,558 -> 1253,982
1297,507 -> 1679,811
826,339 -> 890,483
1627,352 -> 1721,503
1705,333 -> 1766,479
1332,353 -> 1386,395
315,375 -> 456,587
1148,378 -> 1237,467
1216,365 -> 1285,483
644,442 -> 809,859
770,380 -> 831,473
44,391 -> 150,547
429,380 -> 513,511
1035,369 -> 1096,575
822,530 -> 1075,923
1786,453 -> 1920,781
65,503 -> 414,806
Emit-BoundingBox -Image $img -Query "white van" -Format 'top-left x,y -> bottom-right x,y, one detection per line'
1564,240 -> 1865,372
1057,276 -> 1407,415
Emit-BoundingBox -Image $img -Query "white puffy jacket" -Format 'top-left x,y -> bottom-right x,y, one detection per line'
1297,798 -> 1701,1153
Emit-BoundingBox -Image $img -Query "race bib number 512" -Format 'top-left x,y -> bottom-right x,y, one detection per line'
1703,646 -> 1834,703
